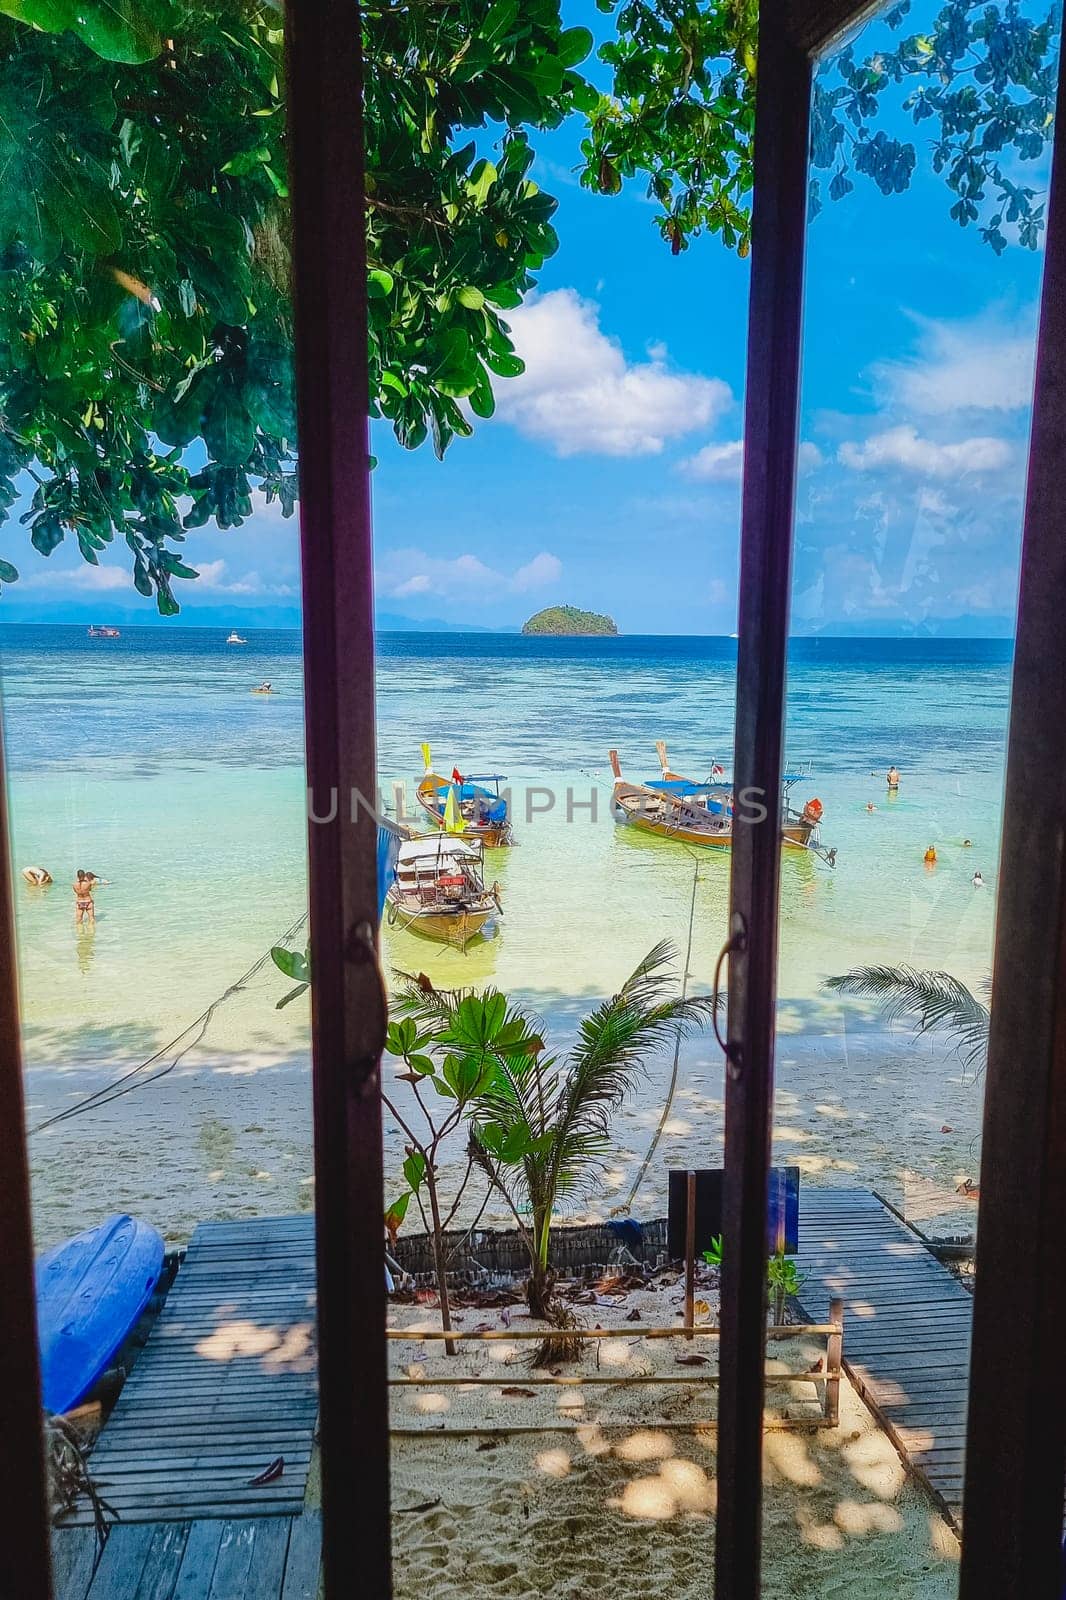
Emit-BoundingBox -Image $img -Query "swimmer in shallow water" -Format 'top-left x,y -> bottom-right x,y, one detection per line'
973,871 -> 984,888
887,765 -> 900,790
924,845 -> 937,865
21,866 -> 52,886
73,868 -> 96,925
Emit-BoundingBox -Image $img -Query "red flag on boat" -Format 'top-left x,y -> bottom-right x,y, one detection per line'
451,766 -> 463,783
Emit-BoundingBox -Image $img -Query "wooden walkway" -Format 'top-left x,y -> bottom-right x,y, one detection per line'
795,1186 -> 973,1524
52,1512 -> 321,1600
62,1215 -> 318,1526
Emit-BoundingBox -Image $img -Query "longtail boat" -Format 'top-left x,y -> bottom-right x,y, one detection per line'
415,743 -> 514,847
385,835 -> 501,949
610,744 -> 837,867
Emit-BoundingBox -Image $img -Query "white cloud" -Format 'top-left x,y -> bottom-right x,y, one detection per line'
377,547 -> 562,602
392,574 -> 432,598
513,551 -> 562,591
496,289 -> 731,457
682,440 -> 745,483
838,425 -> 1012,479
872,312 -> 1035,415
680,438 -> 823,483
190,559 -> 295,597
19,563 -> 129,592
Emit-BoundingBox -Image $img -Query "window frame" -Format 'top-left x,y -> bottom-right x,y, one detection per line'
721,3 -> 1066,1595
3,2 -> 1066,1595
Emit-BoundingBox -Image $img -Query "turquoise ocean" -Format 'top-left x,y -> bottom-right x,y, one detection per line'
1,624 -> 1008,1074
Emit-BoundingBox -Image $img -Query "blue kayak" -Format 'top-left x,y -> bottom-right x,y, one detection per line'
36,1214 -> 164,1415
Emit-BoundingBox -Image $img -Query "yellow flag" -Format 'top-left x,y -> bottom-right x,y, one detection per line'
443,785 -> 465,834
420,742 -> 432,772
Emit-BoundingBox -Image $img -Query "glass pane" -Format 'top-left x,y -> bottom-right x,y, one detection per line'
0,7 -> 322,1591
770,0 -> 1058,1589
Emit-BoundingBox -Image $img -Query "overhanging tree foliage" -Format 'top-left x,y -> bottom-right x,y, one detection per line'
582,0 -> 1058,255
0,0 -> 1058,608
0,0 -> 591,608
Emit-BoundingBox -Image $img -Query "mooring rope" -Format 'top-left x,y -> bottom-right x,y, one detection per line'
29,910 -> 308,1136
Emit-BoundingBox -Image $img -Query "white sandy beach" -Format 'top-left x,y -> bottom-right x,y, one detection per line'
25,1021 -> 982,1250
385,1276 -> 960,1599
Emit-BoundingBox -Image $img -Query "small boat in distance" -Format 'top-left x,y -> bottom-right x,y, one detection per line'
416,744 -> 513,847
386,835 -> 500,949
226,630 -> 248,644
251,681 -> 277,695
610,744 -> 837,866
87,625 -> 120,639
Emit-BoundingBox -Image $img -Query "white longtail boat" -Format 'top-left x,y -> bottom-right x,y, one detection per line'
385,835 -> 501,949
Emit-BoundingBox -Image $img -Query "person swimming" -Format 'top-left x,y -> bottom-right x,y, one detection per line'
973,870 -> 984,888
887,766 -> 900,790
962,838 -> 973,848
73,868 -> 96,925
924,845 -> 937,865
865,802 -> 876,813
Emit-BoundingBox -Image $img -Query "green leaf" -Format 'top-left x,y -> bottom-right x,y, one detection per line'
202,383 -> 255,467
276,981 -> 309,1010
0,558 -> 18,583
368,268 -> 395,299
0,0 -> 168,64
557,27 -> 593,67
457,286 -> 484,310
271,945 -> 310,983
478,0 -> 518,49
385,1191 -> 411,1231
467,159 -> 497,207
402,1151 -> 426,1191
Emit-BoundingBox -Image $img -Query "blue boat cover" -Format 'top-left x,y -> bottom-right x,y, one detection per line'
645,779 -> 727,814
377,818 -> 404,913
36,1214 -> 164,1414
436,781 -> 508,824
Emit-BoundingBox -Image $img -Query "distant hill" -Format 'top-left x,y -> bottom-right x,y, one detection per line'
522,605 -> 618,637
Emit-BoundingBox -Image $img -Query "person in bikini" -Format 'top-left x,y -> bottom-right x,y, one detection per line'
73,869 -> 96,926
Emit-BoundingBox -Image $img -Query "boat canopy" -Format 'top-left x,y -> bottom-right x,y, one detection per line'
643,778 -> 727,815
431,778 -> 507,823
399,837 -> 482,865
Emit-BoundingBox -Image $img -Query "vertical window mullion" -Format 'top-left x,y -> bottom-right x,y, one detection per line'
0,713 -> 52,1598
285,5 -> 392,1596
959,29 -> 1066,1597
715,6 -> 811,1596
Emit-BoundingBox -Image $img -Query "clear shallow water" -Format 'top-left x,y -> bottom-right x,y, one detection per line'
0,625 -> 1009,1072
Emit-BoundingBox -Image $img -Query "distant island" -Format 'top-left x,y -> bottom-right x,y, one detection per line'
522,605 -> 618,637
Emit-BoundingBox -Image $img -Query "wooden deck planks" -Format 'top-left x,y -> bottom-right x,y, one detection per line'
61,1217 -> 318,1526
796,1187 -> 973,1525
53,1515 -> 322,1600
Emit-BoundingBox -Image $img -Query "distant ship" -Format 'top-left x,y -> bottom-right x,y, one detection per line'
87,625 -> 120,639
226,630 -> 248,645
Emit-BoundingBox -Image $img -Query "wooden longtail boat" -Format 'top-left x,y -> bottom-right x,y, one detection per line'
415,744 -> 514,847
609,745 -> 837,867
385,835 -> 501,949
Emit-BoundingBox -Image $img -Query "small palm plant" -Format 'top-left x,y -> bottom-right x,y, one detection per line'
825,964 -> 990,1072
393,940 -> 715,1329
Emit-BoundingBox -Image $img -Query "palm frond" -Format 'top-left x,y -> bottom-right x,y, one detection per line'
826,964 -> 990,1069
549,947 -> 715,1198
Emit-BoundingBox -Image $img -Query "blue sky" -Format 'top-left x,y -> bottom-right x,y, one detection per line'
1,1 -> 1054,633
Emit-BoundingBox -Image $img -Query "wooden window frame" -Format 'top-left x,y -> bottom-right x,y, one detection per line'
720,3 -> 1066,1596
3,1 -> 1066,1595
